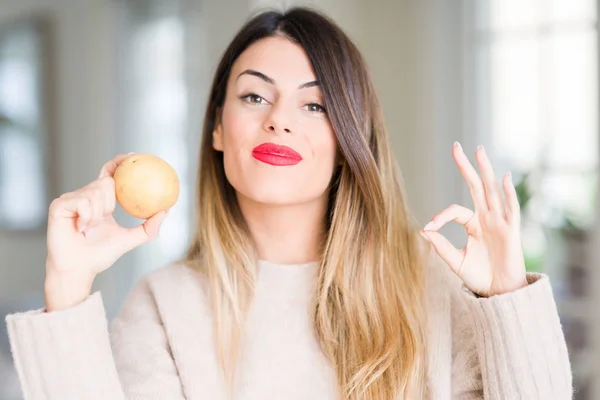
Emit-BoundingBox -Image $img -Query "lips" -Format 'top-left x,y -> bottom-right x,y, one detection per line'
252,142 -> 302,166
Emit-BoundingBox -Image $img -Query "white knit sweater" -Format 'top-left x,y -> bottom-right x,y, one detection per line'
5,256 -> 572,399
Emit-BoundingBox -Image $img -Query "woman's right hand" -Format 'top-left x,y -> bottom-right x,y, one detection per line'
44,154 -> 169,311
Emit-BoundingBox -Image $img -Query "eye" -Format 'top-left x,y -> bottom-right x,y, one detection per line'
240,93 -> 267,104
305,103 -> 326,113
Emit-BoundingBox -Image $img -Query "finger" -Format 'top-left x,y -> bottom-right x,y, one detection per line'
84,188 -> 105,224
75,184 -> 110,224
420,230 -> 463,274
98,153 -> 135,179
120,209 -> 169,252
50,195 -> 93,232
84,177 -> 116,217
475,146 -> 504,212
96,177 -> 116,216
76,198 -> 93,232
140,210 -> 169,238
452,142 -> 487,211
423,204 -> 474,232
502,171 -> 520,224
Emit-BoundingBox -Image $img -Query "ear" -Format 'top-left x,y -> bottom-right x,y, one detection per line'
212,125 -> 224,151
212,112 -> 224,152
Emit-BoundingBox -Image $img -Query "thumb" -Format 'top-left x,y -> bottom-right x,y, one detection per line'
420,230 -> 463,274
121,210 -> 169,252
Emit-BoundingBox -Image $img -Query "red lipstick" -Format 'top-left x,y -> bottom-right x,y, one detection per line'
252,142 -> 302,166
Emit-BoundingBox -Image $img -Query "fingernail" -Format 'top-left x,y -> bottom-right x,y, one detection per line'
79,225 -> 86,233
453,141 -> 462,150
420,230 -> 431,242
127,152 -> 135,155
423,221 -> 435,231
477,145 -> 484,151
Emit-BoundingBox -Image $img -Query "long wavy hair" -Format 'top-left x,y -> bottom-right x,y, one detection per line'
185,7 -> 429,399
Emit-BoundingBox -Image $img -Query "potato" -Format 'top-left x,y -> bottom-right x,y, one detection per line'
113,154 -> 179,219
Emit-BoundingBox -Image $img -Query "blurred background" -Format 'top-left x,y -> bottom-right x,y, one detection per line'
0,0 -> 598,398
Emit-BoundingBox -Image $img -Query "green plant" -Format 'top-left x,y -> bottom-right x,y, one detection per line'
513,171 -> 533,211
513,171 -> 545,273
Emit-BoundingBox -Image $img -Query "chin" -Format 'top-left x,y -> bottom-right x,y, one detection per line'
236,185 -> 305,206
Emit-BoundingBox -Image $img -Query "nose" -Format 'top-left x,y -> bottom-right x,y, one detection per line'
266,125 -> 291,134
263,104 -> 292,134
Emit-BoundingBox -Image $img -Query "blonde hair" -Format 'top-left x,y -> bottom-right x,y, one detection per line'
185,7 -> 429,399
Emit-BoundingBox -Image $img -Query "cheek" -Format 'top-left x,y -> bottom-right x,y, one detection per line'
218,104 -> 256,193
221,103 -> 261,152
309,123 -> 338,172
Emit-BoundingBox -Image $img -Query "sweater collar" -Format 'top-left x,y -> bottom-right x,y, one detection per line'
255,259 -> 320,300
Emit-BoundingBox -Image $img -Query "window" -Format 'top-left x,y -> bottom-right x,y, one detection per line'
0,21 -> 49,230
467,0 -> 598,267
465,1 -> 598,397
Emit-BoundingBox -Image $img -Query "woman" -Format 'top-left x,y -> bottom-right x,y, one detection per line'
6,7 -> 571,400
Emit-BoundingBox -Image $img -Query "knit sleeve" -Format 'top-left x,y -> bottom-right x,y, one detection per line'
450,272 -> 573,399
5,277 -> 185,400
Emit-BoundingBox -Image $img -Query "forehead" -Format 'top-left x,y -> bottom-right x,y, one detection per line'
230,36 -> 318,84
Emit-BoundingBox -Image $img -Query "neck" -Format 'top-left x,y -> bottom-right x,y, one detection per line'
236,192 -> 327,265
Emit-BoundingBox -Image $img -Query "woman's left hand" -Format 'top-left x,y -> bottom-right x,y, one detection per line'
420,142 -> 528,297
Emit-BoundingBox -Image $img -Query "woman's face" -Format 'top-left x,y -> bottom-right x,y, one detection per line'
213,36 -> 338,206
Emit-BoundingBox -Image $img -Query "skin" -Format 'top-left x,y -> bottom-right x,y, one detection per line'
212,36 -> 337,264
421,143 -> 528,296
44,37 -> 527,312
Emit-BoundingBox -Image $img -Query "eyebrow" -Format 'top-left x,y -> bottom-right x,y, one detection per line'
236,69 -> 319,90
